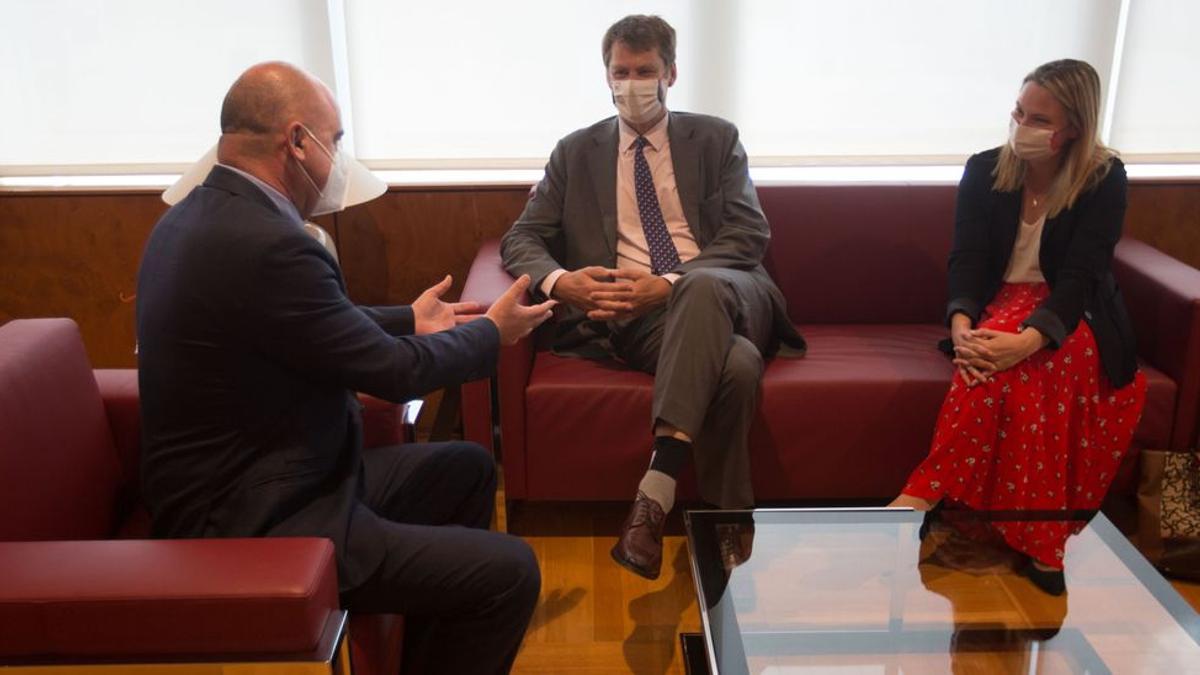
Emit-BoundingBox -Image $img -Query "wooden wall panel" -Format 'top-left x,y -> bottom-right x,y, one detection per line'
1127,182 -> 1200,270
0,192 -> 166,367
336,187 -> 530,306
2,182 -> 1197,371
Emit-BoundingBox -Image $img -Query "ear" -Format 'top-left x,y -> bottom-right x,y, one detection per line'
666,63 -> 678,87
285,122 -> 307,159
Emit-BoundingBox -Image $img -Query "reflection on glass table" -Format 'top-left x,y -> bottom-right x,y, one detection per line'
684,508 -> 1200,675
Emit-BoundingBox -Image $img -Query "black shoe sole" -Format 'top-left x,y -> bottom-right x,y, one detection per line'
610,545 -> 660,581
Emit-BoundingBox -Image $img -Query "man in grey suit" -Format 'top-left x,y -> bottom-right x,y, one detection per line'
501,15 -> 805,580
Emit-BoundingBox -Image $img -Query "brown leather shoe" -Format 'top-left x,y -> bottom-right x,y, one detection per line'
716,522 -> 755,571
610,491 -> 667,580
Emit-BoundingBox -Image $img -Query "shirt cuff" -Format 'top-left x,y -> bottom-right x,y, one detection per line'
661,273 -> 681,285
540,268 -> 568,298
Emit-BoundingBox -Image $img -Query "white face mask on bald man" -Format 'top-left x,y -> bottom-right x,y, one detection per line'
161,136 -> 385,212
294,124 -> 349,217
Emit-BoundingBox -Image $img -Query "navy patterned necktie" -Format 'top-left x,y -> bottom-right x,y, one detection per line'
633,136 -> 682,275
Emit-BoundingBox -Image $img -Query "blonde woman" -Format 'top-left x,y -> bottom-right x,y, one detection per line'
891,60 -> 1147,595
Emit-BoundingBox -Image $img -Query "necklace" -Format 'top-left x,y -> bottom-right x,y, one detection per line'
1028,188 -> 1047,208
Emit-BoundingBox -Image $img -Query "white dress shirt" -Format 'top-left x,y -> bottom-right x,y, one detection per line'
541,112 -> 700,296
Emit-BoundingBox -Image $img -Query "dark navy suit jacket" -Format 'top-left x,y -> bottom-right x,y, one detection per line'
136,165 -> 498,590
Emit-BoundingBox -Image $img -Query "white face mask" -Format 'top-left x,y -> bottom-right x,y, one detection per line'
1008,119 -> 1058,161
611,78 -> 666,126
295,125 -> 350,217
162,137 -> 385,211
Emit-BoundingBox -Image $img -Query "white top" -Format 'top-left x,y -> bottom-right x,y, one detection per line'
541,113 -> 700,296
1004,212 -> 1047,283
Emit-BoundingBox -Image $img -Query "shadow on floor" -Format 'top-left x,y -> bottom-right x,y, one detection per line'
623,544 -> 695,675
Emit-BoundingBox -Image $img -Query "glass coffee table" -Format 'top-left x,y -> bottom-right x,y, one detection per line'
683,508 -> 1200,674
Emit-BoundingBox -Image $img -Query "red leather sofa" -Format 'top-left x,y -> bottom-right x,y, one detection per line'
461,184 -> 1200,503
0,318 -> 408,674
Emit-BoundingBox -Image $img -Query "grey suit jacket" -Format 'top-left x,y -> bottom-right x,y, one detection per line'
501,111 -> 805,356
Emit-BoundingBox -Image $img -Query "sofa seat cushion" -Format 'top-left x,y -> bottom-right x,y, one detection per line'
0,538 -> 338,659
521,324 -> 1176,501
750,324 -> 955,498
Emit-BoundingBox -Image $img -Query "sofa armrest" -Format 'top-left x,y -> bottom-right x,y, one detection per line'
461,239 -> 536,496
0,538 -> 339,660
359,394 -> 424,447
1114,237 -> 1200,449
94,369 -> 141,488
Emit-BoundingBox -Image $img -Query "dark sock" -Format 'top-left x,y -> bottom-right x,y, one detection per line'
649,436 -> 691,478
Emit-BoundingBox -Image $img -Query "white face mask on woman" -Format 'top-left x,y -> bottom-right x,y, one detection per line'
611,78 -> 666,126
1008,119 -> 1059,161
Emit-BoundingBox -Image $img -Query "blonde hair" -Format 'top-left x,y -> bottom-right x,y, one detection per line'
992,59 -> 1117,218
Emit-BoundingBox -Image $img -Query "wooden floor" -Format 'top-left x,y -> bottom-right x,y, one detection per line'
507,503 -> 701,675
502,500 -> 1200,675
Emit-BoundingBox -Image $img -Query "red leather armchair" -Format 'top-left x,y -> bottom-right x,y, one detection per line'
461,184 -> 1200,504
0,318 -> 410,674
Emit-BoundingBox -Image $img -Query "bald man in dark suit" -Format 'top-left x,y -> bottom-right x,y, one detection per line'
138,61 -> 553,675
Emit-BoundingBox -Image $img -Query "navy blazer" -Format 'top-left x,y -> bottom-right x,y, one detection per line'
136,165 -> 499,590
945,148 -> 1137,387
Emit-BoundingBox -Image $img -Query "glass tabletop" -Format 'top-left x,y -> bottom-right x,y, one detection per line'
684,508 -> 1200,675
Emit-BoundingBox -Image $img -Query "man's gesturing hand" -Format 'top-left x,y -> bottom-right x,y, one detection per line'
486,275 -> 557,345
413,274 -> 484,335
587,268 -> 671,321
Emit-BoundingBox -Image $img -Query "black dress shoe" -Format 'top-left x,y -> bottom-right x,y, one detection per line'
1021,559 -> 1066,596
610,491 -> 667,580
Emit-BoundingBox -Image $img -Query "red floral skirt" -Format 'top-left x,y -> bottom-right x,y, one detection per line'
903,283 -> 1147,568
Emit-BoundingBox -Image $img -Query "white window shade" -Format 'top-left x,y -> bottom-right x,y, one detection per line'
730,0 -> 1122,163
3,0 -> 1198,179
1108,0 -> 1200,158
344,0 -> 696,168
0,0 -> 334,174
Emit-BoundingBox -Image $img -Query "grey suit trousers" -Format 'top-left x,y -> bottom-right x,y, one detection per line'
609,267 -> 775,508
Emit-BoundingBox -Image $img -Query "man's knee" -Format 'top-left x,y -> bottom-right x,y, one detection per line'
444,441 -> 497,490
722,337 -> 764,397
484,535 -> 541,614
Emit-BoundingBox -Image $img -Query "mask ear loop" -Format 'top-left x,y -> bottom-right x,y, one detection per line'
291,126 -> 324,196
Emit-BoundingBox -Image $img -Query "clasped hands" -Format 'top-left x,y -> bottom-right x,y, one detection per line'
551,266 -> 672,321
950,313 -> 1047,387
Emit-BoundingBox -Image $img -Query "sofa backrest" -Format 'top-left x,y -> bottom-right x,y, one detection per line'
0,318 -> 122,541
758,184 -> 957,324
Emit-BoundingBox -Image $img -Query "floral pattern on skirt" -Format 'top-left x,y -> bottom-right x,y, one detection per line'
903,282 -> 1147,569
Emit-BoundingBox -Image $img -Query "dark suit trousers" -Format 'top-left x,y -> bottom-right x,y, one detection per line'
610,268 -> 775,509
339,442 -> 539,675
